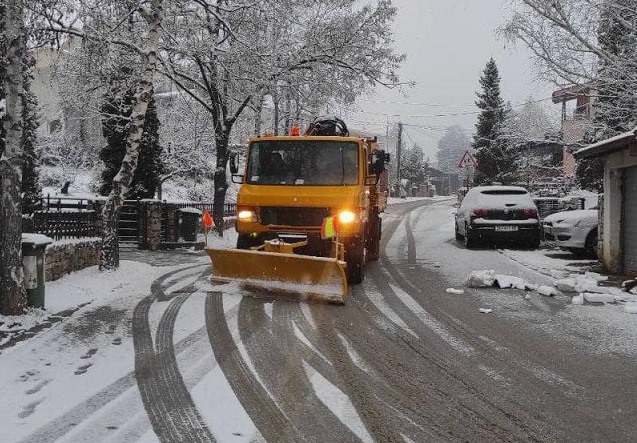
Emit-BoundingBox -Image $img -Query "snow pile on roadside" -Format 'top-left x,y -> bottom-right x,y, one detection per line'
537,285 -> 561,297
494,275 -> 536,290
465,270 -> 496,287
465,271 -> 536,291
464,268 -> 637,312
555,272 -> 610,293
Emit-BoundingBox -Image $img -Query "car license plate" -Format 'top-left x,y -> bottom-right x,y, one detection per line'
495,225 -> 518,232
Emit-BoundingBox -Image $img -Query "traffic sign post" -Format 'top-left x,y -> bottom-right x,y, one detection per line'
457,150 -> 478,189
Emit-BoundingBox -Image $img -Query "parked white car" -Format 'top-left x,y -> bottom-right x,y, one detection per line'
542,208 -> 598,258
455,185 -> 542,249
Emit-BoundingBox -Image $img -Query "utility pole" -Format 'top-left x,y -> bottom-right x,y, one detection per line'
396,122 -> 403,192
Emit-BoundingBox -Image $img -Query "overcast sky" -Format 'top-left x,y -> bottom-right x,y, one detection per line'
347,0 -> 559,165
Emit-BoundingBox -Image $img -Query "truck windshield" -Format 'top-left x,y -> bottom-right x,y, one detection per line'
246,140 -> 359,186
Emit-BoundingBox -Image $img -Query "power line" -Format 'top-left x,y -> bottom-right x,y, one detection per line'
353,96 -> 554,119
356,108 -> 481,118
358,95 -> 553,108
357,98 -> 477,108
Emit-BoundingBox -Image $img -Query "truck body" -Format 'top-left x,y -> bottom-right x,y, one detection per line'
234,134 -> 388,282
205,119 -> 390,303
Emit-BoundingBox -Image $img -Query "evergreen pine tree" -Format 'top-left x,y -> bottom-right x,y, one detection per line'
472,58 -> 516,185
21,55 -> 41,214
129,96 -> 162,199
99,83 -> 162,199
401,143 -> 427,188
576,1 -> 637,191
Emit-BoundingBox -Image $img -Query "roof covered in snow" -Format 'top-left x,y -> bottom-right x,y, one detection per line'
574,127 -> 637,159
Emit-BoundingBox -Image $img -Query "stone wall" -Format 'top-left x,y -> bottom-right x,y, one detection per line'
45,237 -> 101,281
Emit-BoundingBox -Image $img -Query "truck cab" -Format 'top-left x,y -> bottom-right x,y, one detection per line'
231,133 -> 389,283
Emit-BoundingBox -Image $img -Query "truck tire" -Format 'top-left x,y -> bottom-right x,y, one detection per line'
345,236 -> 365,284
366,211 -> 382,262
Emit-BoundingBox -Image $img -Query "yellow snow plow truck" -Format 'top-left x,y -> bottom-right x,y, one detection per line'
205,117 -> 390,304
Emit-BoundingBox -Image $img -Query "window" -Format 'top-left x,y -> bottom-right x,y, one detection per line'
246,140 -> 359,186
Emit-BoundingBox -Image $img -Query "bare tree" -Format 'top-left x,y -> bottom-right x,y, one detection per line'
503,0 -> 637,190
502,0 -> 637,123
0,0 -> 27,314
160,0 -> 403,233
30,0 -> 165,269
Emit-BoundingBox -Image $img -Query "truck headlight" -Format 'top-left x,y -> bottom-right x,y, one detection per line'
238,209 -> 257,222
338,210 -> 356,224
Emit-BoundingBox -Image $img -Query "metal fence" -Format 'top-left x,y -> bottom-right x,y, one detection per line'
38,195 -> 100,212
23,210 -> 100,240
24,197 -> 237,245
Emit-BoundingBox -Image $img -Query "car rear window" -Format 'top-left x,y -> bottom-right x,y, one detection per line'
480,190 -> 528,195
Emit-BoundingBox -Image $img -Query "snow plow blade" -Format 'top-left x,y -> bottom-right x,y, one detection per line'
205,248 -> 348,304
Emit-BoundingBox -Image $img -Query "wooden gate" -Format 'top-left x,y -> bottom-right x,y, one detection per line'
118,199 -> 141,248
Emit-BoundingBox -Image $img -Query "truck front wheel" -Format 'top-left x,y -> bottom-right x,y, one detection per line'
345,236 -> 365,284
366,210 -> 381,262
237,234 -> 258,250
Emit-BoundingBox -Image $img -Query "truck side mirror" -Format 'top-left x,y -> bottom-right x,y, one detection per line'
370,150 -> 390,175
229,152 -> 239,174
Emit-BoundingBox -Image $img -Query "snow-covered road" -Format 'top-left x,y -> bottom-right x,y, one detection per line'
1,198 -> 636,442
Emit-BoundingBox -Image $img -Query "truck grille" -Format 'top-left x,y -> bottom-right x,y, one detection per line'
260,207 -> 331,227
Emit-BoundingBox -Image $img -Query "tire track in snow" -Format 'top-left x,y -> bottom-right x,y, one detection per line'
205,292 -> 304,443
379,201 -> 566,442
134,292 -> 215,443
269,301 -> 364,442
16,264 -> 212,443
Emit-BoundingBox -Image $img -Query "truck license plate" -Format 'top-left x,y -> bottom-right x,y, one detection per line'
495,225 -> 518,232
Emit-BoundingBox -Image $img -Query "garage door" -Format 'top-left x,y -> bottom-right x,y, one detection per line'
623,167 -> 637,274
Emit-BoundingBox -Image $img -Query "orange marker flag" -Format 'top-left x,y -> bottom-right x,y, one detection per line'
202,209 -> 214,228
202,209 -> 213,247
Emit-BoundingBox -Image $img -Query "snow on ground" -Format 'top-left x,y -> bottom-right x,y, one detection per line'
3,196 -> 636,441
387,195 -> 451,205
385,199 -> 637,358
0,232 -> 250,442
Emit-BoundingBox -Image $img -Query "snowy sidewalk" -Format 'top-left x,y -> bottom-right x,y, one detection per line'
0,244 -> 219,353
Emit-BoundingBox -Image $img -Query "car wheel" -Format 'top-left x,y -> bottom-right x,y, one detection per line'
584,229 -> 598,259
455,221 -> 463,241
464,223 -> 476,249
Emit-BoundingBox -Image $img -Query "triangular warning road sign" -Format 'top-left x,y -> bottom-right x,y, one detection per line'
457,150 -> 478,169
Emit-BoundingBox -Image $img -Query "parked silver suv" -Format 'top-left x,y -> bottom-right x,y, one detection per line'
543,208 -> 598,258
